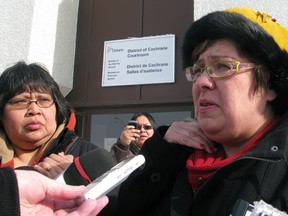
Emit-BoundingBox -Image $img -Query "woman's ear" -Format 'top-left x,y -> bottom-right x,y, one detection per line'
266,88 -> 277,101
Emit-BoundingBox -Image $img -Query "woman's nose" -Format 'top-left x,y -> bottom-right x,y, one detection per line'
194,72 -> 215,90
26,103 -> 42,115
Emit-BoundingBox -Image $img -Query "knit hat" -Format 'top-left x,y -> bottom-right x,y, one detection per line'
225,8 -> 288,52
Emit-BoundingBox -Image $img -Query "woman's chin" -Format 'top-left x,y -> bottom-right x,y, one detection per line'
199,118 -> 223,134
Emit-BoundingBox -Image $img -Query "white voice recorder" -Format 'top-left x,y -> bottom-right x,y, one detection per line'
84,154 -> 145,199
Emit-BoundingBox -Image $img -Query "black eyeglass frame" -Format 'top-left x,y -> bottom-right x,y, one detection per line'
7,98 -> 55,109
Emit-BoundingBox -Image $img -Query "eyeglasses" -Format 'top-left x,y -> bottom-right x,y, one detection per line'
7,98 -> 55,109
185,61 -> 256,82
137,125 -> 153,130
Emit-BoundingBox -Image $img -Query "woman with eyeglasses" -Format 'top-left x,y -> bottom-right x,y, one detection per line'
100,7 -> 288,216
0,61 -> 115,179
110,112 -> 156,162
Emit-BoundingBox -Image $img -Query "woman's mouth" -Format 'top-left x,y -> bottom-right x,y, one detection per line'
25,122 -> 42,130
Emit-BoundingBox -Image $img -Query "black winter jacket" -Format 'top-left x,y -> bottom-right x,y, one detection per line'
0,167 -> 19,216
113,113 -> 288,216
39,128 -> 98,161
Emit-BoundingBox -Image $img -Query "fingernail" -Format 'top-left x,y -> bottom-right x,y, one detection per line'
207,147 -> 214,154
200,144 -> 206,149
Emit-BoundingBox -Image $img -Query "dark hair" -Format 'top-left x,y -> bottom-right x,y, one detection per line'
130,112 -> 157,130
182,11 -> 288,114
0,61 -> 73,128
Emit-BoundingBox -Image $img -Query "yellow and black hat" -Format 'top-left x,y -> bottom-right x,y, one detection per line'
226,7 -> 288,52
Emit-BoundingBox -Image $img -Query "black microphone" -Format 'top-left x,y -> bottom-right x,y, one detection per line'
56,148 -> 116,186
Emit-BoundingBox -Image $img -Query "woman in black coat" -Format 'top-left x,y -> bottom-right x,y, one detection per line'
104,7 -> 288,216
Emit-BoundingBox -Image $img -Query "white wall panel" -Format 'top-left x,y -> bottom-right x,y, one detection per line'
0,0 -> 79,96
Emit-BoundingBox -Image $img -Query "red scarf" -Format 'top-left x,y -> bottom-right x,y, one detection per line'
186,119 -> 277,192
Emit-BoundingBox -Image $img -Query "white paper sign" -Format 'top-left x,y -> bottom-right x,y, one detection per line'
102,34 -> 175,87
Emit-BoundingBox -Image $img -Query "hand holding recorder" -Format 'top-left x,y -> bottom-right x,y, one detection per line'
84,154 -> 145,199
54,149 -> 145,200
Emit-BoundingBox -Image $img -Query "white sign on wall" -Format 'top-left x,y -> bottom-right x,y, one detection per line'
102,34 -> 175,87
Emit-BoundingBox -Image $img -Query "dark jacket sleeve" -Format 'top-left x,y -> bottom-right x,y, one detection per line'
0,167 -> 20,216
67,137 -> 99,157
110,140 -> 134,162
44,129 -> 100,159
115,125 -> 192,215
